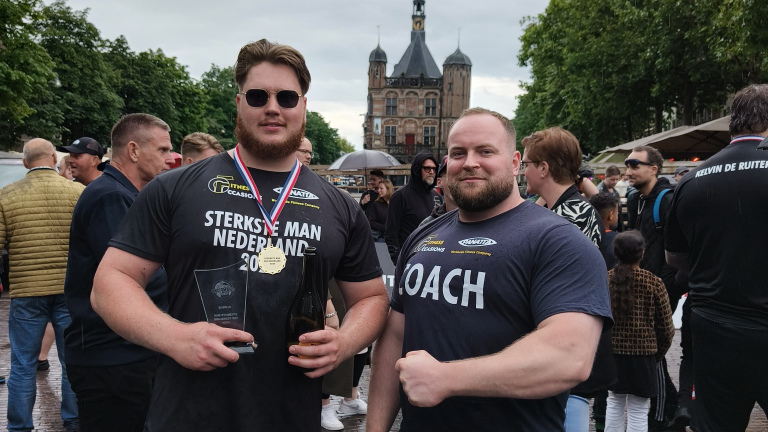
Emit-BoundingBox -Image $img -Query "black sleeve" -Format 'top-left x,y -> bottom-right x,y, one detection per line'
367,202 -> 386,232
108,177 -> 173,264
334,201 -> 383,283
87,191 -> 133,259
359,191 -> 371,213
384,191 -> 405,264
665,186 -> 689,254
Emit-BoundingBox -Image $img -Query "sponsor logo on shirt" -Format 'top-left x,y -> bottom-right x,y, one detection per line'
208,175 -> 254,198
457,237 -> 497,247
273,187 -> 318,200
413,233 -> 446,253
206,176 -> 320,210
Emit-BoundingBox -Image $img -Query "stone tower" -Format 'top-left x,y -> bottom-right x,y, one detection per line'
364,0 -> 472,163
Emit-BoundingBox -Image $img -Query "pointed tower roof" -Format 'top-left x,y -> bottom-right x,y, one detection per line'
369,44 -> 387,62
444,47 -> 472,66
392,32 -> 442,78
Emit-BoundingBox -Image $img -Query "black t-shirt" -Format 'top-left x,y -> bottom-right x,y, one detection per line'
109,152 -> 382,431
666,138 -> 768,326
391,201 -> 612,431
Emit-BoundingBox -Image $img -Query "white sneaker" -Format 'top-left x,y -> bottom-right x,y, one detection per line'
338,397 -> 368,415
321,404 -> 344,430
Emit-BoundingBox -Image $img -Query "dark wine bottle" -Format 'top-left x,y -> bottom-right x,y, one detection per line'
286,246 -> 324,359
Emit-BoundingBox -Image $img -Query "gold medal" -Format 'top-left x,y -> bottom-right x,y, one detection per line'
258,238 -> 287,274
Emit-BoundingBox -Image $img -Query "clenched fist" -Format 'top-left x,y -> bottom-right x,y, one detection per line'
395,350 -> 450,407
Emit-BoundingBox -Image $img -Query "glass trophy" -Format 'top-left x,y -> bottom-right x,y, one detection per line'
194,260 -> 256,354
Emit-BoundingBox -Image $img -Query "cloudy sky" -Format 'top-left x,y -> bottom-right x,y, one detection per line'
62,0 -> 550,148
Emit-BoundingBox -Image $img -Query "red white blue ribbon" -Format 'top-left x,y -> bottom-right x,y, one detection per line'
233,144 -> 301,237
730,135 -> 764,144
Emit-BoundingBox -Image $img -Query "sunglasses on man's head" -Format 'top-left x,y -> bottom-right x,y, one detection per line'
240,89 -> 302,108
624,158 -> 653,168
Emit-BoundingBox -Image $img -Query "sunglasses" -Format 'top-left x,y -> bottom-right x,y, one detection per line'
239,89 -> 302,108
422,166 -> 437,173
624,158 -> 653,168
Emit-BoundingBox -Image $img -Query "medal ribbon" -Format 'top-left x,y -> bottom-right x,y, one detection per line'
233,144 -> 302,237
730,136 -> 764,144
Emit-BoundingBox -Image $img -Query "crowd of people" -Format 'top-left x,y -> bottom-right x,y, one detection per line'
0,37 -> 766,432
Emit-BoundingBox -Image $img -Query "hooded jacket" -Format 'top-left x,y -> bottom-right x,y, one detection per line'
626,176 -> 680,294
384,151 -> 442,264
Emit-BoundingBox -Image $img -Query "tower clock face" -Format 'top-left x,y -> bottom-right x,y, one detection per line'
413,18 -> 424,30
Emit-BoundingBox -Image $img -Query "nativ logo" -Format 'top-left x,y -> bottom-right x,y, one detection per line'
273,187 -> 318,200
458,237 -> 497,247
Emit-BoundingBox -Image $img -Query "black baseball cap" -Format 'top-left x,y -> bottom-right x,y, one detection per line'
438,155 -> 448,177
60,137 -> 105,158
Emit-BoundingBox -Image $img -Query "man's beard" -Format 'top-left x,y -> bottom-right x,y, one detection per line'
235,114 -> 305,160
448,171 -> 515,213
629,177 -> 645,189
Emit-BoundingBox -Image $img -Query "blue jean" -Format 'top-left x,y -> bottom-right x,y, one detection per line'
7,295 -> 78,431
565,394 -> 590,432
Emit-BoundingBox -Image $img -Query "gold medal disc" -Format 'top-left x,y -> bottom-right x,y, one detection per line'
258,244 -> 287,274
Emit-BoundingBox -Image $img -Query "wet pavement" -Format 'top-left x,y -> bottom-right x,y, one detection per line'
0,295 -> 765,431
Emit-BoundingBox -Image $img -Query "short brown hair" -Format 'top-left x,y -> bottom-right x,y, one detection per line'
181,132 -> 224,159
605,165 -> 621,177
632,145 -> 663,176
456,107 -> 516,145
521,127 -> 582,185
111,113 -> 170,156
729,84 -> 768,136
234,39 -> 311,95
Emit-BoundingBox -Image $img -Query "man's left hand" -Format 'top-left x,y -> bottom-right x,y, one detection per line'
396,350 -> 450,407
288,328 -> 344,378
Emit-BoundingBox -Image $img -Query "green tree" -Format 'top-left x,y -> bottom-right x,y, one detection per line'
0,0 -> 61,149
304,111 -> 342,164
515,0 -> 746,154
200,64 -> 237,149
337,137 -> 356,155
104,37 -> 208,147
36,1 -> 123,145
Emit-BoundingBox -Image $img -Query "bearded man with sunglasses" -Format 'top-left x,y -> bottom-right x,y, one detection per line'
624,145 -> 685,430
384,151 -> 442,264
90,39 -> 388,432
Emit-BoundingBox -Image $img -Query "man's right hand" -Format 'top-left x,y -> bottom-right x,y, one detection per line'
166,322 -> 254,371
361,194 -> 371,205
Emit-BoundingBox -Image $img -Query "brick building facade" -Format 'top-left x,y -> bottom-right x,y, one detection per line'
363,0 -> 471,164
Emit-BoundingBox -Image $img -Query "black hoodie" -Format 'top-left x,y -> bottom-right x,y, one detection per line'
626,176 -> 683,297
384,151 -> 442,264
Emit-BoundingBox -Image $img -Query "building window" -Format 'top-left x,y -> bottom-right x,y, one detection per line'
425,98 -> 436,116
423,126 -> 436,146
386,98 -> 398,115
385,126 -> 397,145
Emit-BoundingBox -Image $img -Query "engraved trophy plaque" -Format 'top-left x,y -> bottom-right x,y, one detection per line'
194,260 -> 255,354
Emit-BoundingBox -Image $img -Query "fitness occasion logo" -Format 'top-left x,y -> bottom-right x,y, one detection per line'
414,233 -> 445,253
208,175 -> 254,198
